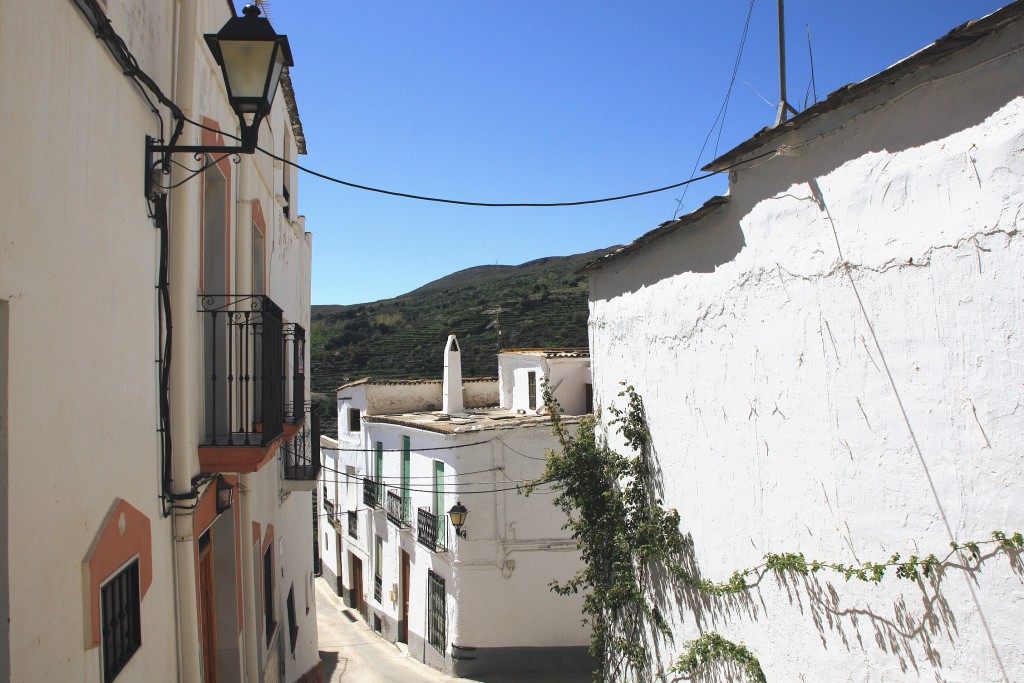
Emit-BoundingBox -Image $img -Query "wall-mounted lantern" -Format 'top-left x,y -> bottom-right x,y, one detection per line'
216,476 -> 236,514
204,3 -> 294,150
448,501 -> 468,539
146,4 -> 294,196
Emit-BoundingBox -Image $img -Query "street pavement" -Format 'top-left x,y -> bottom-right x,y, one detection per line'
315,577 -> 591,683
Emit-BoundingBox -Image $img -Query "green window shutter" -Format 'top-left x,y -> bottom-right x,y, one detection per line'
376,441 -> 384,502
434,461 -> 445,548
402,436 -> 411,522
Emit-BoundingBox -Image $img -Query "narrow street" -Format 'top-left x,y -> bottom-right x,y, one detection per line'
315,577 -> 470,683
315,578 -> 591,683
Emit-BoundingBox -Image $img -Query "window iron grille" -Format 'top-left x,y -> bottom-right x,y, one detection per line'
427,570 -> 446,654
347,510 -> 358,539
101,560 -> 141,683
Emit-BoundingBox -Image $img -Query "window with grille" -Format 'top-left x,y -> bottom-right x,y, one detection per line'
286,586 -> 298,654
101,560 -> 141,683
263,543 -> 276,646
427,570 -> 446,654
348,408 -> 361,432
527,371 -> 537,409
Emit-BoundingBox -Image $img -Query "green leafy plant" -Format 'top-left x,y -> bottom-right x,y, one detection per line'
531,383 -> 693,681
671,632 -> 766,683
536,384 -> 1023,682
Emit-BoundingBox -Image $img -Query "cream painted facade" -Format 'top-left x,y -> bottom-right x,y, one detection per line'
0,1 -> 320,682
319,342 -> 592,678
584,4 -> 1024,681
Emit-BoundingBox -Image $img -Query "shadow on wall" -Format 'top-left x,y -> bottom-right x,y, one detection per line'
638,458 -> 1024,680
589,212 -> 747,302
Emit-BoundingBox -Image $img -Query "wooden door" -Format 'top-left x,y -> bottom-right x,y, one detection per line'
198,538 -> 218,683
398,550 -> 410,643
350,554 -> 364,616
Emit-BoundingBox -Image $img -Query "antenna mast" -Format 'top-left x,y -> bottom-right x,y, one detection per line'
775,0 -> 799,125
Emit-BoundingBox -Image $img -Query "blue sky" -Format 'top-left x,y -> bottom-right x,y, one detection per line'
255,1 -> 1008,305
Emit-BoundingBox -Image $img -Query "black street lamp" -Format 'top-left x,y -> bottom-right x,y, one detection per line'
448,501 -> 469,539
204,4 -> 294,150
146,3 -> 293,189
216,476 -> 236,514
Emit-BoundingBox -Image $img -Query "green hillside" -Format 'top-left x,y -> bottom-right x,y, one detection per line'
310,248 -> 612,435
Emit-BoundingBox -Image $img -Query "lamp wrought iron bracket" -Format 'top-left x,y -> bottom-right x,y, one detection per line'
146,134 -> 254,199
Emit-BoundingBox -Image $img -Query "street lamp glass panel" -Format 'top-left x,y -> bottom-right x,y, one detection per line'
219,41 -> 278,111
448,502 -> 468,528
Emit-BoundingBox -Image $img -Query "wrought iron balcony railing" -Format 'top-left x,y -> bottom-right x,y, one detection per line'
417,507 -> 446,553
283,324 -> 306,425
347,510 -> 357,539
363,477 -> 381,509
386,490 -> 410,528
323,498 -> 336,521
283,404 -> 320,482
199,294 -> 285,447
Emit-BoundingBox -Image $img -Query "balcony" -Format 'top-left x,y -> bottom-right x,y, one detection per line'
197,295 -> 306,473
282,404 -> 320,491
347,510 -> 357,539
283,324 -> 306,431
386,490 -> 410,528
363,478 -> 382,509
323,499 -> 336,522
417,507 -> 446,553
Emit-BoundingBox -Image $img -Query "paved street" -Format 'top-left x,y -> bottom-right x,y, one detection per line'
315,578 -> 591,683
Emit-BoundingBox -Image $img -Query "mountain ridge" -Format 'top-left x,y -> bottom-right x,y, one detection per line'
310,247 -> 613,435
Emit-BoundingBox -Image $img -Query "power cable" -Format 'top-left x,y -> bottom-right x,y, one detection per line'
183,114 -> 778,208
675,0 -> 757,218
319,462 -> 556,495
321,439 -> 493,452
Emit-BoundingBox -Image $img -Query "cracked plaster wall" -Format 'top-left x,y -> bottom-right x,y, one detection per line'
588,28 -> 1024,683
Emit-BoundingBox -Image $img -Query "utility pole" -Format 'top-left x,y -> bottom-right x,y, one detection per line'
775,0 -> 799,126
484,307 -> 505,351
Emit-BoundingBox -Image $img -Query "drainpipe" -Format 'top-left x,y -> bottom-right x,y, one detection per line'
237,157 -> 253,295
240,474 -> 260,683
169,1 -> 202,680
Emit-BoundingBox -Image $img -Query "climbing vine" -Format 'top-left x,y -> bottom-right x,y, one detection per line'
529,384 -> 688,681
671,632 -> 766,683
533,383 -> 1024,682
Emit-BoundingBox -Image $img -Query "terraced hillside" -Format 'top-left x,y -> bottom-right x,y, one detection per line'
311,247 -> 612,435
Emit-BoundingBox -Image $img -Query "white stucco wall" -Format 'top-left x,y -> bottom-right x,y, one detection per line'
324,410 -> 589,673
0,1 -> 319,681
499,354 -> 590,415
588,23 -> 1024,683
0,1 -> 179,681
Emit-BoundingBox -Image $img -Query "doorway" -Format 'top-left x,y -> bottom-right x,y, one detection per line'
398,550 -> 410,643
198,530 -> 218,683
349,553 -> 364,617
335,531 -> 344,596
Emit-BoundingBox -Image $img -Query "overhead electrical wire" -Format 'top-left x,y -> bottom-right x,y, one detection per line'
183,114 -> 778,208
675,0 -> 757,218
321,439 -> 493,453
319,462 -> 557,495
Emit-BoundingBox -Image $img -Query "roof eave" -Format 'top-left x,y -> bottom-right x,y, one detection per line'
702,2 -> 1024,173
578,195 -> 730,274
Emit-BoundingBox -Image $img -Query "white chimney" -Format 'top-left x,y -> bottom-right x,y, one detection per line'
442,334 -> 464,414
